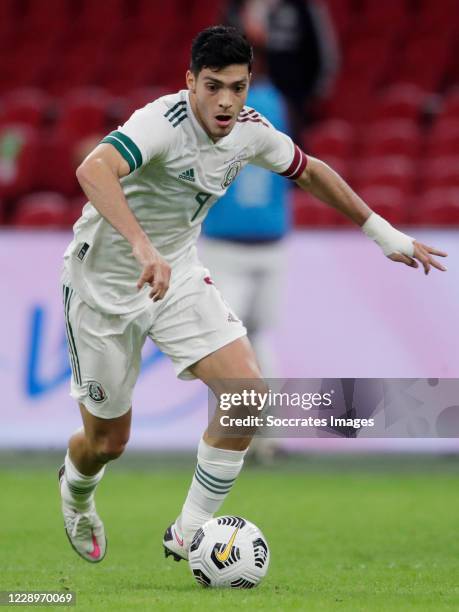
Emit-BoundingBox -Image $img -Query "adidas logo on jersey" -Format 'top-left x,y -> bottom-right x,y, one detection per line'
178,168 -> 195,182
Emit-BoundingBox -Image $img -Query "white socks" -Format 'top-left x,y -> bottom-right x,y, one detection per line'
177,438 -> 247,545
61,451 -> 105,512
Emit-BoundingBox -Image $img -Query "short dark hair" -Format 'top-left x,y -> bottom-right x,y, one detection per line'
190,25 -> 253,75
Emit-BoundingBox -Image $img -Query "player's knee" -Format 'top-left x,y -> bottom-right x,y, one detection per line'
91,435 -> 128,463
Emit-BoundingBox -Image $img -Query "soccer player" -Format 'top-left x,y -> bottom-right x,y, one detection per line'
59,25 -> 447,563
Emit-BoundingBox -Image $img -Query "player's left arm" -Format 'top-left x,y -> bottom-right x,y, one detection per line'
296,156 -> 448,274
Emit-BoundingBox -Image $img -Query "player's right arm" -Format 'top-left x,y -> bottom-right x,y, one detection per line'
76,142 -> 171,301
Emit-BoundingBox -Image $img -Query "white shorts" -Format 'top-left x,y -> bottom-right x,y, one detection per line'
63,266 -> 246,419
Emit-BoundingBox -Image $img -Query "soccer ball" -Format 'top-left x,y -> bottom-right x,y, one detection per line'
188,515 -> 270,588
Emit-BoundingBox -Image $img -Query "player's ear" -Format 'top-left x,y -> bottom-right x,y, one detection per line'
186,70 -> 196,93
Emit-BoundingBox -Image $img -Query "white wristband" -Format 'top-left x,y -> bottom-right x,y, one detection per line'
362,213 -> 414,257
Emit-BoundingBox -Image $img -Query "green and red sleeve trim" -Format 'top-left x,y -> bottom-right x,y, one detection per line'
101,130 -> 143,173
279,145 -> 308,180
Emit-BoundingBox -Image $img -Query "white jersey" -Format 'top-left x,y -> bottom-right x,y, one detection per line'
63,89 -> 307,315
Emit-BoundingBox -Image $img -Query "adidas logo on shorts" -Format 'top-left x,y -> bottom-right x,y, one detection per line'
178,168 -> 195,182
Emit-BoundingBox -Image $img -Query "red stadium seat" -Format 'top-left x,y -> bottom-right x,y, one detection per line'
0,0 -> 16,22
0,124 -> 39,199
357,0 -> 409,31
322,78 -> 374,123
293,189 -> 350,227
134,0 -> 181,35
342,36 -> 393,87
359,121 -> 421,157
181,0 -> 225,38
0,41 -> 54,91
74,0 -> 125,35
124,0 -> 183,72
440,89 -> 459,122
352,156 -> 416,195
426,120 -> 459,157
394,34 -> 452,90
0,0 -> 17,41
98,34 -> 170,96
412,188 -> 459,225
415,0 -> 458,34
121,2 -> 203,91
34,133 -> 79,196
325,0 -> 352,43
55,88 -> 114,140
65,194 -> 88,227
19,0 -> 69,45
368,84 -> 427,123
445,47 -> 459,90
98,40 -> 162,94
18,0 -> 70,59
22,0 -> 69,25
0,88 -> 53,128
304,120 -> 355,160
421,157 -> 459,191
357,185 -> 408,224
47,43 -> 111,94
11,192 -> 68,227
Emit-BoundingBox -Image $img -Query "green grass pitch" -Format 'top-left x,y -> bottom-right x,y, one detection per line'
1,453 -> 458,611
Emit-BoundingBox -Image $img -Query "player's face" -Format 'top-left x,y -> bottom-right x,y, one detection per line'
187,65 -> 250,141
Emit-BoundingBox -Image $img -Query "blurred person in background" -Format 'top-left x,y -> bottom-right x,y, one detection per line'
200,52 -> 291,463
227,0 -> 339,139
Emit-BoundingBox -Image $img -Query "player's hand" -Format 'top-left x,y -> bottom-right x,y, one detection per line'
132,239 -> 171,301
388,241 -> 448,275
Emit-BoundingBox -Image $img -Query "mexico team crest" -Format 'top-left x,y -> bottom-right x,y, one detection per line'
222,160 -> 241,188
88,380 -> 107,403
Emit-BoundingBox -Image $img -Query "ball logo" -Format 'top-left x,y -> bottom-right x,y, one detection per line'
211,535 -> 241,569
215,526 -> 239,563
222,160 -> 241,188
88,381 -> 107,403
